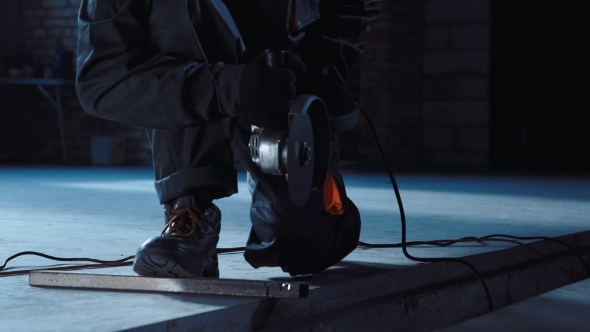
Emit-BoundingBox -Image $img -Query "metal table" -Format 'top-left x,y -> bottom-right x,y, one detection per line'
0,77 -> 75,163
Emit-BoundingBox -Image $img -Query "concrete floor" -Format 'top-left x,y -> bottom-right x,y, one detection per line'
0,167 -> 589,331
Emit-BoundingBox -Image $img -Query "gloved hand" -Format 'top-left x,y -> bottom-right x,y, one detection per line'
295,72 -> 354,116
238,52 -> 307,130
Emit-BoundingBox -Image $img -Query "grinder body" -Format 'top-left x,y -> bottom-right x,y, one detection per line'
247,51 -> 359,207
249,94 -> 331,207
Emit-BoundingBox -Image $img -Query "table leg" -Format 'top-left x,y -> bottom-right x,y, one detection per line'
37,85 -> 69,163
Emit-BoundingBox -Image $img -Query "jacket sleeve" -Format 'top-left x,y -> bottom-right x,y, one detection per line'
296,0 -> 381,85
76,0 -> 243,129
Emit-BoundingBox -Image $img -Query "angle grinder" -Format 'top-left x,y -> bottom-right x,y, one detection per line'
248,50 -> 360,207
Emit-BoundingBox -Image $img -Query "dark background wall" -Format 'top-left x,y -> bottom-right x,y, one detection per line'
358,0 -> 424,168
356,0 -> 492,169
0,0 -> 151,165
0,0 -> 20,67
491,0 -> 590,171
0,0 -> 20,161
421,0 -> 491,167
0,0 -> 588,172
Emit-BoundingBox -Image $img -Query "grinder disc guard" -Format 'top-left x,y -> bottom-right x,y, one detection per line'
287,95 -> 331,207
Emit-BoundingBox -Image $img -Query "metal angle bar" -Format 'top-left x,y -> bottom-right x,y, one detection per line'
29,271 -> 309,299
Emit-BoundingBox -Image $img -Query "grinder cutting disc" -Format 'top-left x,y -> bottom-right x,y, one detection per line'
287,95 -> 331,207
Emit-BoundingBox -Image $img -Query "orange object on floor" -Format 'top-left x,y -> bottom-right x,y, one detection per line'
324,171 -> 345,215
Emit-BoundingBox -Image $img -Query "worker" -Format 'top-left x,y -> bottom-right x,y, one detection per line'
76,0 -> 380,277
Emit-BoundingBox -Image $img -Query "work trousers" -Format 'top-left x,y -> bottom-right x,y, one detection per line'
147,121 -> 361,275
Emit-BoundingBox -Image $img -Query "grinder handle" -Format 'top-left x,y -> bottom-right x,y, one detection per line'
329,104 -> 361,134
264,50 -> 286,68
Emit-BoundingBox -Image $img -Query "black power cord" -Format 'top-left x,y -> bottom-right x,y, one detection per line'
0,251 -> 135,271
359,106 -> 495,312
359,235 -> 589,277
0,248 -> 253,273
3,236 -> 586,281
1,109 -> 588,313
482,234 -> 590,276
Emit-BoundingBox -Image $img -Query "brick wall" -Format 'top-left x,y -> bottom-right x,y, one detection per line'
8,0 -> 152,165
358,0 -> 424,168
4,0 -> 495,168
357,0 -> 492,169
421,0 -> 491,167
0,0 -> 20,67
21,0 -> 79,61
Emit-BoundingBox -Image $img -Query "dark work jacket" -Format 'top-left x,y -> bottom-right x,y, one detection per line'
76,0 -> 380,129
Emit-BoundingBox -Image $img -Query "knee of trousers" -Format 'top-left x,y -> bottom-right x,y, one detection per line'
244,193 -> 361,276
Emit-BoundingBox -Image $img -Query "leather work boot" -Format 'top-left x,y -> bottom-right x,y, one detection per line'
133,196 -> 221,278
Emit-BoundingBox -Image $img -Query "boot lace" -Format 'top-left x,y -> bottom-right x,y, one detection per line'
162,207 -> 209,238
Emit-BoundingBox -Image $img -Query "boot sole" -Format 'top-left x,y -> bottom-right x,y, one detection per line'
132,237 -> 215,278
133,248 -> 197,278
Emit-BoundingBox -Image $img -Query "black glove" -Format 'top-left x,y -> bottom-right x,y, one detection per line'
295,72 -> 353,116
238,52 -> 307,130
